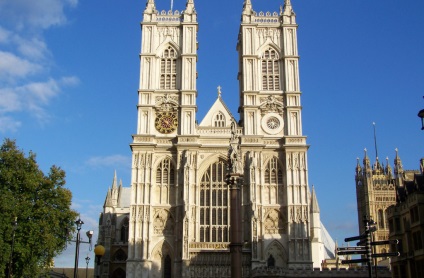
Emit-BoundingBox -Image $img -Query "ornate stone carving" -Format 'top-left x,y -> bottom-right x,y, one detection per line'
155,94 -> 179,112
153,209 -> 174,235
259,95 -> 284,115
228,121 -> 243,175
264,209 -> 286,234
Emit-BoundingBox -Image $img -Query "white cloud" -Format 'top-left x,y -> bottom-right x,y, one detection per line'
0,88 -> 22,113
86,155 -> 131,168
0,26 -> 10,43
0,0 -> 78,31
0,0 -> 79,133
15,36 -> 49,61
60,76 -> 80,86
0,116 -> 21,133
0,76 -> 79,129
0,51 -> 42,79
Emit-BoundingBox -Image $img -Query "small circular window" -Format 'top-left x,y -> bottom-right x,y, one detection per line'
261,113 -> 284,135
267,117 -> 280,129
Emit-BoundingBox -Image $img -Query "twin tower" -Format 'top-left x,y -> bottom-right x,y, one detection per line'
99,1 -> 328,277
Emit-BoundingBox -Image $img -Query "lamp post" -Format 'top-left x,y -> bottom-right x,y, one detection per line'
71,218 -> 93,278
94,244 -> 105,278
85,256 -> 90,278
7,217 -> 18,278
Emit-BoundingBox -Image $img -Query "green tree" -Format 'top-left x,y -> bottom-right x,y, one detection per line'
0,139 -> 78,277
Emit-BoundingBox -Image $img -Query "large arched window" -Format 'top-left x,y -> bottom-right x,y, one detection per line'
160,46 -> 177,89
264,157 -> 283,204
199,160 -> 229,242
264,157 -> 283,185
155,158 -> 175,204
262,47 -> 280,91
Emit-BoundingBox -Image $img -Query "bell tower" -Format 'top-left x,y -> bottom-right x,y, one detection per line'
237,0 -> 313,270
136,0 -> 197,137
127,1 -> 198,277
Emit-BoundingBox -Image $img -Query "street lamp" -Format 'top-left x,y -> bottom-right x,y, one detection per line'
85,256 -> 90,278
418,110 -> 424,131
7,217 -> 18,278
418,96 -> 424,130
94,244 -> 105,278
71,218 -> 93,278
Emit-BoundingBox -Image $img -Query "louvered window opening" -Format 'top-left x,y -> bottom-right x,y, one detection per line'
262,48 -> 280,91
156,158 -> 175,185
160,47 -> 177,89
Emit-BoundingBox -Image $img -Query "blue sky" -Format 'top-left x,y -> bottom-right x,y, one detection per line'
1,0 -> 423,268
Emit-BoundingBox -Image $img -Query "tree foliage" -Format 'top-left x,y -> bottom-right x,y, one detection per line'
0,139 -> 78,277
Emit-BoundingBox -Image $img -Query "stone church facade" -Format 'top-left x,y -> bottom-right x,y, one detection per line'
97,1 -> 333,277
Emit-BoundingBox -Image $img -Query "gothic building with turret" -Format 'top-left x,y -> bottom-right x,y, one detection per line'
97,1 -> 336,277
355,149 -> 421,265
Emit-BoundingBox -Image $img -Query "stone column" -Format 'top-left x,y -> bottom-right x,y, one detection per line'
229,173 -> 243,278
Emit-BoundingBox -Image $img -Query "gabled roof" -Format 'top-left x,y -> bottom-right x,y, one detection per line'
199,88 -> 235,127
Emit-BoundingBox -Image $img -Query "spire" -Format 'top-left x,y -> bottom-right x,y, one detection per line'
112,170 -> 118,189
283,0 -> 294,15
241,0 -> 254,23
385,156 -> 393,179
185,0 -> 195,14
217,85 -> 222,98
281,0 -> 296,24
355,157 -> 362,176
310,185 -> 320,213
373,156 -> 383,173
145,0 -> 156,13
394,148 -> 404,176
372,122 -> 379,160
363,148 -> 371,169
104,188 -> 112,207
243,0 -> 253,14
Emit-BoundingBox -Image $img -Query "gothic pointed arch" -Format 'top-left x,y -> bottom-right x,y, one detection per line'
156,39 -> 181,57
153,156 -> 176,205
259,45 -> 281,91
157,43 -> 179,90
199,157 -> 229,242
150,240 -> 174,278
265,240 -> 288,268
263,156 -> 284,204
257,42 -> 281,58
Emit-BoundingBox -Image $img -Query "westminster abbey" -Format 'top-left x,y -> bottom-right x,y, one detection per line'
97,1 -> 335,277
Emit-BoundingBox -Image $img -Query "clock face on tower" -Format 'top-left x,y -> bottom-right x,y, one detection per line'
155,112 -> 178,134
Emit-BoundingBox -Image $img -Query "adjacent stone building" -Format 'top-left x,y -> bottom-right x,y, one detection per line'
98,172 -> 131,277
355,149 -> 399,263
387,158 -> 424,278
